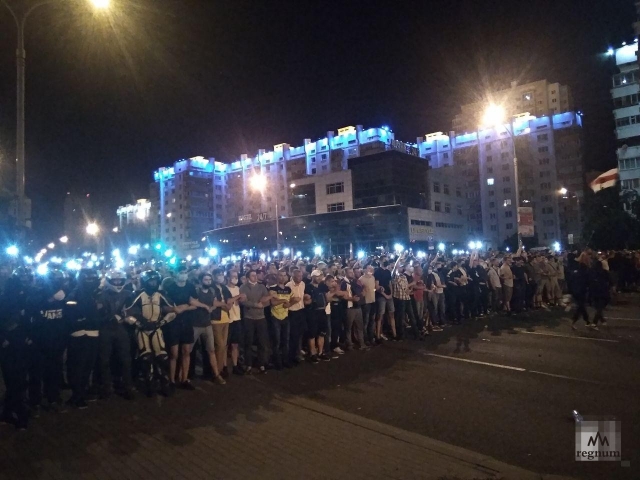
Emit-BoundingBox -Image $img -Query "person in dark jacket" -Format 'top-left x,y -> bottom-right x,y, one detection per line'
570,253 -> 591,329
589,261 -> 610,329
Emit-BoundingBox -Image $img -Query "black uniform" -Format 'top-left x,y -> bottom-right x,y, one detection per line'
63,287 -> 101,406
97,287 -> 134,396
26,287 -> 67,407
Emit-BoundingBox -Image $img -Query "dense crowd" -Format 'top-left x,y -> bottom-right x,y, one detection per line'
1,247 -> 638,430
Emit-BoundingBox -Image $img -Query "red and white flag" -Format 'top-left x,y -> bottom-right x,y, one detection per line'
590,168 -> 619,192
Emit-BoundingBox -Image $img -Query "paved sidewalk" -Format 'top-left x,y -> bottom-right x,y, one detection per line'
0,377 -> 573,480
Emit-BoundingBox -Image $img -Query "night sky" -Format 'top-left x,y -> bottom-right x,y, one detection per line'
0,0 -> 635,242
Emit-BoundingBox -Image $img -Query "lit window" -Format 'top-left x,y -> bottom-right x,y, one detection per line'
487,178 -> 494,185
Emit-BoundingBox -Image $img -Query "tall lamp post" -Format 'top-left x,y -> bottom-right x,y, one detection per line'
482,104 -> 522,248
1,0 -> 111,229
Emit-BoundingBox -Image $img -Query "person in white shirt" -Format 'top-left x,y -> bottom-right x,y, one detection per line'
226,271 -> 246,376
285,269 -> 306,365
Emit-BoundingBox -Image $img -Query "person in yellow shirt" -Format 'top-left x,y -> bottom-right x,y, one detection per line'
269,270 -> 293,369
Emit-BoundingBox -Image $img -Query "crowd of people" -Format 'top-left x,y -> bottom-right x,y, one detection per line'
1,246 -> 638,430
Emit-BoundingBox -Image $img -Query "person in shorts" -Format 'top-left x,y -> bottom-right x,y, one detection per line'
187,273 -> 226,385
163,267 -> 198,391
374,261 -> 395,343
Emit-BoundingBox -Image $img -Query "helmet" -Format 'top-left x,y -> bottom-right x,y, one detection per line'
77,268 -> 100,292
105,270 -> 127,293
47,268 -> 69,292
12,266 -> 33,287
140,270 -> 161,293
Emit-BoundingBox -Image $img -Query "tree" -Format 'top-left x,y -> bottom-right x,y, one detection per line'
582,188 -> 640,249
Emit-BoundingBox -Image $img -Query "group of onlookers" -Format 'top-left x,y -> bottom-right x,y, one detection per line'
1,247 -> 638,430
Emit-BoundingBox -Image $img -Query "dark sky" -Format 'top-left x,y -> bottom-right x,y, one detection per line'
0,0 -> 635,241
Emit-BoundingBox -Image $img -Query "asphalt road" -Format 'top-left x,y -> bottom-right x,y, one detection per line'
258,292 -> 640,480
1,293 -> 638,479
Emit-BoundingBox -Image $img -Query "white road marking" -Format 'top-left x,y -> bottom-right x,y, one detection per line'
511,328 -> 620,343
425,353 -> 525,371
425,353 -> 610,385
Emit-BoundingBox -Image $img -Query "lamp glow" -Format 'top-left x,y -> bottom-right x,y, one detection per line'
164,249 -> 173,258
90,0 -> 110,9
60,236 -> 69,244
357,250 -> 365,259
296,251 -> 302,258
438,243 -> 446,252
250,174 -> 267,192
394,243 -> 404,253
553,241 -> 561,252
208,247 -> 218,257
86,223 -> 99,236
559,187 -> 568,195
36,263 -> 49,276
283,248 -> 291,255
6,245 -> 19,257
417,251 -> 426,259
128,245 -> 139,255
482,104 -> 506,127
314,246 -> 322,256
48,243 -> 55,249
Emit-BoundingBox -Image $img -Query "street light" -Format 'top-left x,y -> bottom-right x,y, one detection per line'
86,223 -> 99,236
1,0 -> 111,228
6,245 -> 19,257
47,242 -> 55,249
90,0 -> 110,8
250,173 -> 282,251
559,187 -> 568,196
59,236 -> 68,244
482,103 -> 522,247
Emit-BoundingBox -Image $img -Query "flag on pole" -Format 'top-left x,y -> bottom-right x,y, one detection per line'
589,168 -> 619,192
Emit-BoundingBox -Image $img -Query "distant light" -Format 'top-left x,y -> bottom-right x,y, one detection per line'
438,243 -> 446,252
283,248 -> 291,255
559,187 -> 568,195
86,223 -> 99,236
144,243 -> 150,249
164,249 -> 173,258
186,255 -> 193,262
242,249 -> 248,255
290,183 -> 296,188
553,241 -> 561,252
112,227 -> 119,233
208,247 -> 218,257
169,257 -> 177,266
166,213 -> 172,218
6,245 -> 19,257
468,241 -> 476,250
198,257 -> 209,266
51,257 -> 63,264
314,246 -> 322,255
135,209 -> 146,220
66,260 -> 81,271
23,256 -> 33,264
47,243 -> 55,249
250,174 -> 268,192
260,253 -> 266,260
87,261 -> 95,268
635,38 -> 639,43
231,254 -> 238,262
115,258 -> 125,269
128,245 -> 139,255
59,236 -> 69,244
487,178 -> 494,186
112,249 -> 121,258
90,0 -> 111,9
155,243 -> 162,250
382,125 -> 389,131
357,250 -> 365,259
416,251 -> 426,259
506,247 -> 510,252
394,243 -> 404,253
452,249 -> 459,255
482,104 -> 506,127
622,41 -> 627,46
272,250 -> 279,257
296,251 -> 302,258
476,241 -> 483,250
37,263 -> 49,276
